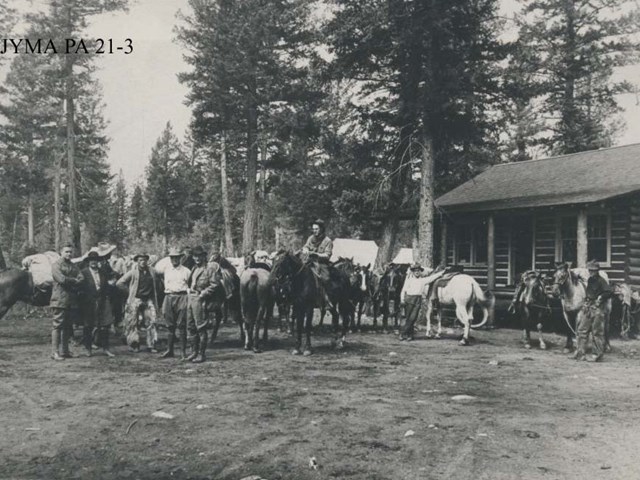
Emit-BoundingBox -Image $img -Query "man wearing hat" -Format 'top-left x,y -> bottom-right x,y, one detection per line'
572,260 -> 613,362
302,219 -> 333,260
160,248 -> 191,359
400,263 -> 443,341
187,246 -> 220,363
116,252 -> 162,352
50,244 -> 84,360
79,251 -> 114,357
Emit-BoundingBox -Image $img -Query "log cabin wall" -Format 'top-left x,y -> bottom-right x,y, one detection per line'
625,194 -> 640,289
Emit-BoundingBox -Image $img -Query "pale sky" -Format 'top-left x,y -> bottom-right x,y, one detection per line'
6,0 -> 640,186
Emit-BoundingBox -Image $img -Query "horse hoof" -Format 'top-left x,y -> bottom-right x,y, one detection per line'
244,345 -> 251,351
253,348 -> 262,354
562,347 -> 572,354
336,342 -> 345,350
434,334 -> 441,340
459,338 -> 469,346
524,343 -> 531,350
291,349 -> 302,356
540,343 -> 547,350
303,350 -> 313,357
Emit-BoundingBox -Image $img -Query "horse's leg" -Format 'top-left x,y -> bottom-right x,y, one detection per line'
319,307 -> 325,328
292,303 -> 303,355
562,310 -> 575,353
522,307 -> 531,349
303,307 -> 313,356
357,300 -> 364,332
253,307 -> 264,353
537,310 -> 546,350
427,299 -> 433,338
435,301 -> 443,339
382,297 -> 389,333
457,303 -> 471,346
604,303 -> 612,352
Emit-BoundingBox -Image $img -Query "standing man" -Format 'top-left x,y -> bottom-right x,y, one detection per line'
181,246 -> 196,270
571,260 -> 612,362
116,253 -> 161,352
187,246 -> 220,363
50,244 -> 84,360
80,251 -> 114,357
161,248 -> 191,359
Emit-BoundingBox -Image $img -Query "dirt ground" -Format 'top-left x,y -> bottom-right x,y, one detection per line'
1,307 -> 640,480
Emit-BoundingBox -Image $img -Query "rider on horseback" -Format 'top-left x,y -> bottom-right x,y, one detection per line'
302,219 -> 334,284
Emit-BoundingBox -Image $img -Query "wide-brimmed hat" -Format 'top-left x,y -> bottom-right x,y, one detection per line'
192,245 -> 207,257
410,263 -> 424,272
586,260 -> 600,271
133,253 -> 150,262
168,247 -> 183,257
86,251 -> 100,261
95,242 -> 116,257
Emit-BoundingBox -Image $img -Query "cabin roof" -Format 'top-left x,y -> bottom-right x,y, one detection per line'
436,143 -> 640,212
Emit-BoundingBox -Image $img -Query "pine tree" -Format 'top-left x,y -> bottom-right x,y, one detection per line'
129,183 -> 146,240
111,170 -> 128,248
518,0 -> 639,154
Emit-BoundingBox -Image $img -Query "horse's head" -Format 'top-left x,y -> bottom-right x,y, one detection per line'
551,261 -> 571,297
355,263 -> 372,292
521,271 -> 548,307
334,257 -> 358,287
382,263 -> 404,293
271,249 -> 300,283
243,251 -> 256,268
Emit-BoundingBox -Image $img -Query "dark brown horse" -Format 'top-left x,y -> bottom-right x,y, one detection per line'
511,271 -> 550,350
270,250 -> 352,355
352,264 -> 375,332
208,254 -> 245,346
373,263 -> 406,332
0,268 -> 42,319
239,252 -> 274,352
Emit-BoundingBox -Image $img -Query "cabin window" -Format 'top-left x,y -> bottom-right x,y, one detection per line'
454,223 -> 487,265
587,214 -> 610,264
559,216 -> 577,265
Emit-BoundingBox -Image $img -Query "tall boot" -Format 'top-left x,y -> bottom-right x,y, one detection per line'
161,327 -> 176,358
61,325 -> 75,358
51,328 -> 64,360
186,334 -> 199,362
192,330 -> 207,363
102,327 -> 115,357
82,325 -> 93,356
178,329 -> 188,360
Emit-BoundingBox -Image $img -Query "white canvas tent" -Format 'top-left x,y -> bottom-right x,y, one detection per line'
391,248 -> 414,265
330,238 -> 378,266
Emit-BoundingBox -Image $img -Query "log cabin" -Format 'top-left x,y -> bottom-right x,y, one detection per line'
434,143 -> 640,323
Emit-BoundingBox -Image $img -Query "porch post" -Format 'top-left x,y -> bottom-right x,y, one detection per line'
577,209 -> 588,268
487,214 -> 496,326
440,214 -> 447,266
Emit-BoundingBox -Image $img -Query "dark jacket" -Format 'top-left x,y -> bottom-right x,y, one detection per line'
80,266 -> 109,320
50,258 -> 84,309
189,263 -> 220,299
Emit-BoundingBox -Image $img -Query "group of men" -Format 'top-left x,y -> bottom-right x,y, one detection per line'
48,244 -> 222,363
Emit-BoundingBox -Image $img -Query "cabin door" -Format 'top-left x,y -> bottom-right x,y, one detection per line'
510,216 -> 533,285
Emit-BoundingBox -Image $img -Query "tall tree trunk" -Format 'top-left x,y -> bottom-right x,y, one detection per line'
65,55 -> 80,256
220,134 -> 235,256
257,135 -> 267,250
53,153 -> 62,252
375,217 -> 400,270
27,194 -> 34,246
417,137 -> 435,269
242,103 -> 259,253
0,242 -> 6,270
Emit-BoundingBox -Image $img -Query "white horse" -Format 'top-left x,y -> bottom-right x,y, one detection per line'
425,274 -> 495,346
551,262 -> 611,353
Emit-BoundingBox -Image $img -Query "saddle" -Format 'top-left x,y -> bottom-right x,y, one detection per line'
251,262 -> 272,272
426,266 -> 463,309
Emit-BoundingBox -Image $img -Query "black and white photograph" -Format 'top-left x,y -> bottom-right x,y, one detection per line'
1,0 -> 640,478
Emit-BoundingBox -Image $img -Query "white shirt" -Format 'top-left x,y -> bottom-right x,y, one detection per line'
164,264 -> 191,293
89,267 -> 101,291
401,270 -> 445,301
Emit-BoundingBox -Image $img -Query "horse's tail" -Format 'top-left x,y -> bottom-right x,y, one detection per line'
469,280 -> 495,329
240,272 -> 260,323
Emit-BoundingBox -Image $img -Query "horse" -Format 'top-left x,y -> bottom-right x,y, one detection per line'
239,252 -> 274,353
270,250 -> 352,355
273,278 -> 293,334
332,257 -> 359,331
425,273 -> 494,345
373,263 -> 406,332
551,262 -> 612,353
512,271 -> 550,350
207,254 -> 245,347
352,263 -> 375,332
0,268 -> 43,320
